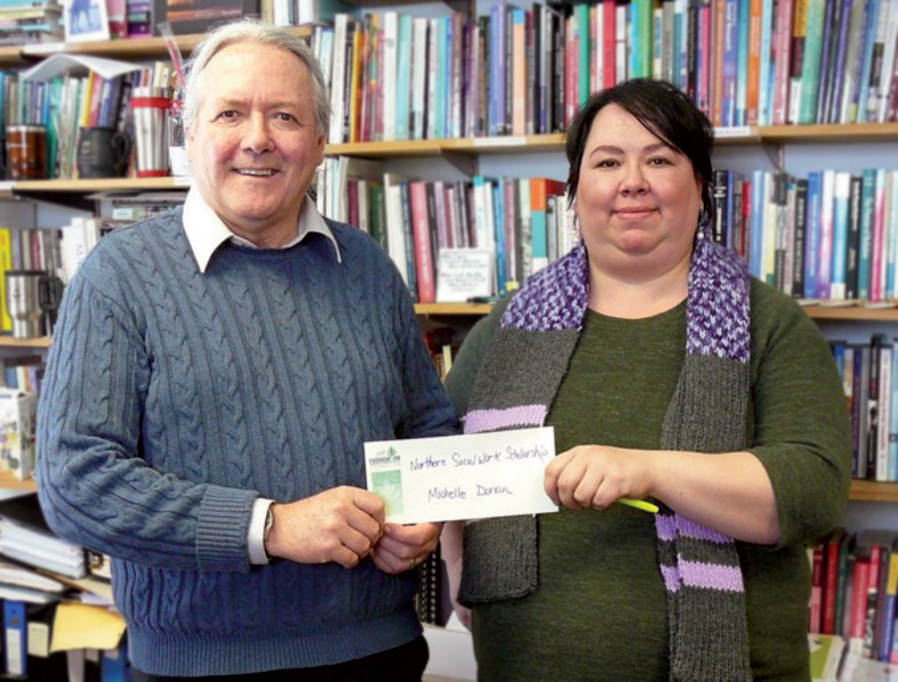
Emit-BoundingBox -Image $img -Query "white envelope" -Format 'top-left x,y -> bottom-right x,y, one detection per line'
364,427 -> 558,524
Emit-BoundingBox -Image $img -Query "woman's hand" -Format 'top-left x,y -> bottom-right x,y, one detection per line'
544,445 -> 656,511
370,522 -> 442,574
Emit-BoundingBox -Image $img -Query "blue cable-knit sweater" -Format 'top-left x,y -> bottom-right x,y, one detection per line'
36,208 -> 458,676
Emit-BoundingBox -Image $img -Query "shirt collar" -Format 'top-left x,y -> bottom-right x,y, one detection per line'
182,187 -> 342,273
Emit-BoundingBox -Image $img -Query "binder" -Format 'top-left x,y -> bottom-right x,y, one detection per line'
101,640 -> 130,682
4,599 -> 27,676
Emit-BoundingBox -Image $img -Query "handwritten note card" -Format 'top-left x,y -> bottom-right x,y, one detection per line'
435,249 -> 493,303
364,427 -> 558,524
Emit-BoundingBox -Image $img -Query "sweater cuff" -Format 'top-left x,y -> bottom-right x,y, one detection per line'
197,485 -> 258,572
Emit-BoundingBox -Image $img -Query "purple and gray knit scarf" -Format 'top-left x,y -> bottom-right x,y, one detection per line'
458,236 -> 753,682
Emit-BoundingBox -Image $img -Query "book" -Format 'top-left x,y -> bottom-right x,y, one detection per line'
809,633 -> 846,681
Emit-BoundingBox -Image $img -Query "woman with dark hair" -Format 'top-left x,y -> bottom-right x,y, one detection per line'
441,78 -> 851,682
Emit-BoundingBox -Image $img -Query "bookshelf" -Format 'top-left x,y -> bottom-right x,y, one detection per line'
5,13 -> 898,679
0,29 -> 313,67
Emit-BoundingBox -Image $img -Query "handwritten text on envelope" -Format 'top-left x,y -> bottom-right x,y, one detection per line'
364,427 -> 559,524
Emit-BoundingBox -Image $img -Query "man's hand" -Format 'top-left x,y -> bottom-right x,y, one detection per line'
265,486 -> 385,568
370,522 -> 442,574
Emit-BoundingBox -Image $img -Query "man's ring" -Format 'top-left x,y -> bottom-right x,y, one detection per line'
409,557 -> 417,569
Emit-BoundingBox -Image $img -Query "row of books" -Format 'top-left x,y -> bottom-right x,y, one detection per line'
0,0 -> 63,45
832,336 -> 898,483
0,60 -> 173,181
808,528 -> 898,665
312,0 -> 898,145
317,157 -> 576,301
711,168 -> 898,304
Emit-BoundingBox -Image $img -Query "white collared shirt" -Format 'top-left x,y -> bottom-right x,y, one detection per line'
181,187 -> 342,564
182,186 -> 342,273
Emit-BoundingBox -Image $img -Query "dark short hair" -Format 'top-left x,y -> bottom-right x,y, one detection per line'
565,79 -> 714,221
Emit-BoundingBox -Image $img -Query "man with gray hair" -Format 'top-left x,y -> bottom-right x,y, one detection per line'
37,19 -> 455,681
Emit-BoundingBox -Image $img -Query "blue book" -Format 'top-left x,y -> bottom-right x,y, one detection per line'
828,0 -> 856,123
489,4 -> 503,136
673,0 -> 685,89
759,0 -> 774,124
399,181 -> 418,302
101,642 -> 131,682
394,15 -> 412,141
890,344 -> 898,481
678,0 -> 689,87
4,600 -> 26,676
493,180 -> 507,297
722,0 -> 739,126
855,0 -> 880,122
576,4 -> 590,104
815,0 -> 841,124
749,169 -> 766,279
736,0 -> 751,125
859,168 -> 876,300
434,17 -> 448,140
804,171 -> 822,299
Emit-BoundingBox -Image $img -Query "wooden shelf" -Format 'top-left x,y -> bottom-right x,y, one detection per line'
849,479 -> 898,503
0,45 -> 26,66
326,123 -> 898,158
758,122 -> 898,144
11,176 -> 191,193
802,304 -> 898,322
415,303 -> 492,315
0,28 -> 314,66
0,474 -> 36,492
0,336 -> 51,348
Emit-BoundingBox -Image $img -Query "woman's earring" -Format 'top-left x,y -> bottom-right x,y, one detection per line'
696,208 -> 710,240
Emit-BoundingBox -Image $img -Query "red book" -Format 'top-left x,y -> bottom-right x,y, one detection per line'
850,556 -> 871,650
602,0 -> 616,88
409,181 -> 436,303
809,544 -> 825,634
823,528 -> 848,634
771,0 -> 794,124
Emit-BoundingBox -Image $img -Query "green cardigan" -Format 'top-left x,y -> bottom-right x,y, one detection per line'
444,278 -> 852,682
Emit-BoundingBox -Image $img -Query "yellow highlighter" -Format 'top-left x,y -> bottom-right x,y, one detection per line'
618,498 -> 660,513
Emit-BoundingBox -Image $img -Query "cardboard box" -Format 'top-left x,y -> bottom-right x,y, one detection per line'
0,388 -> 38,480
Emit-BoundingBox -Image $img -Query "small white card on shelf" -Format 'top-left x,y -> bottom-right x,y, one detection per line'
364,427 -> 558,524
435,249 -> 493,303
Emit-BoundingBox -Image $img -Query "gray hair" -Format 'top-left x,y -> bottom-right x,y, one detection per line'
183,19 -> 330,138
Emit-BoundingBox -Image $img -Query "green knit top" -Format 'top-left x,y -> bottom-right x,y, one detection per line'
444,279 -> 851,682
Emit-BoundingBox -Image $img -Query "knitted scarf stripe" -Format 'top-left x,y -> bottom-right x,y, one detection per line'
458,237 -> 754,682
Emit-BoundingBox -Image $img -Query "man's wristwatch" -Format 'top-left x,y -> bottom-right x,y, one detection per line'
263,503 -> 276,561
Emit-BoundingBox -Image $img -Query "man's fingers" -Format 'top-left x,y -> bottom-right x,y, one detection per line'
339,526 -> 376,558
349,488 -> 386,521
344,505 -> 384,544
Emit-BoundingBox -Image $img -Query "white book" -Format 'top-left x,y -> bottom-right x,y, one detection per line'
615,4 -> 628,84
427,18 -> 439,139
410,17 -> 429,141
316,27 -> 334,93
818,169 -> 836,300
662,0 -> 675,86
830,171 -> 852,301
877,0 -> 898,121
877,342 -> 892,481
384,173 -> 409,286
784,180 -> 796,297
271,0 -> 292,26
328,13 -> 348,144
382,12 -> 399,142
592,5 -> 604,92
